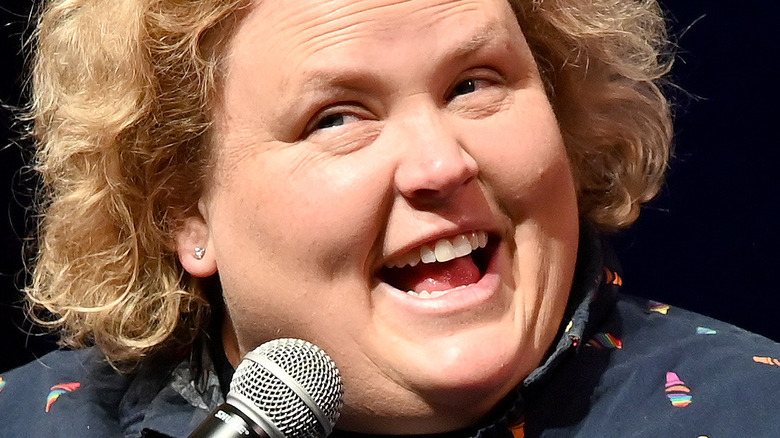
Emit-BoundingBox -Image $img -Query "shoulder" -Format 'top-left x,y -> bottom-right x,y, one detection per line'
528,294 -> 780,437
0,347 -> 130,437
0,343 -> 227,438
611,294 -> 779,372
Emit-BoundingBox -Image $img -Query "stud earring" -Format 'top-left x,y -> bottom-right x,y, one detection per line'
194,247 -> 206,260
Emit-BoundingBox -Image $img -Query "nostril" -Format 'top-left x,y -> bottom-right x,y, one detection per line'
407,187 -> 459,209
403,169 -> 479,209
399,158 -> 478,201
412,188 -> 442,199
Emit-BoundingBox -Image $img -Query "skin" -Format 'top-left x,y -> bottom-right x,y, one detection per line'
176,0 -> 580,433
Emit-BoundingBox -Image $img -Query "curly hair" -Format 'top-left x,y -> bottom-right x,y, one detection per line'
25,0 -> 673,367
511,0 -> 673,228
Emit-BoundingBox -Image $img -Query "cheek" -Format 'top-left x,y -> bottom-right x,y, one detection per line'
208,151 -> 395,348
222,274 -> 378,374
213,150 -> 391,258
463,112 -> 575,218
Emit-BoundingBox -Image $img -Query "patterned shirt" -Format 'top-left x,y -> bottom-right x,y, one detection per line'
1,225 -> 778,437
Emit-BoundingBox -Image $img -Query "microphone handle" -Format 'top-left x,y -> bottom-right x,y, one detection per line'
188,403 -> 268,438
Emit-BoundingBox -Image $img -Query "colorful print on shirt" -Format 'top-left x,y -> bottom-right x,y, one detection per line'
603,268 -> 623,286
586,333 -> 623,350
45,382 -> 81,413
696,327 -> 718,335
753,356 -> 780,367
509,420 -> 525,438
648,301 -> 671,315
665,372 -> 692,407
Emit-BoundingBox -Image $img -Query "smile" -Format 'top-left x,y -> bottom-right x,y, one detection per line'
384,231 -> 489,268
380,231 -> 493,299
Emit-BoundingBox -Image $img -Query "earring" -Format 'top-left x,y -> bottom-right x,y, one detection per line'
194,247 -> 206,260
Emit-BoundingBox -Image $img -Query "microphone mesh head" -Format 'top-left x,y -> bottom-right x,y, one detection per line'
229,338 -> 343,438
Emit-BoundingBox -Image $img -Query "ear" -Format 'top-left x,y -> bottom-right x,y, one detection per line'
175,201 -> 218,278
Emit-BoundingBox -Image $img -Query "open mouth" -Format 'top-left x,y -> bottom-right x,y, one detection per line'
378,231 -> 494,299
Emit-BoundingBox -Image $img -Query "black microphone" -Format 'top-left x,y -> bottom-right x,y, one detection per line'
188,338 -> 343,438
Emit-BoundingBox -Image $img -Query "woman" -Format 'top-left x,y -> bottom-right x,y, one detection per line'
1,0 -> 777,437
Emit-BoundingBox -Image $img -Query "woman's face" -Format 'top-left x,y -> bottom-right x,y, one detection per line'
178,0 -> 579,433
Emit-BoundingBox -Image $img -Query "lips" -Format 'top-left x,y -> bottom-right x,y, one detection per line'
379,231 -> 492,298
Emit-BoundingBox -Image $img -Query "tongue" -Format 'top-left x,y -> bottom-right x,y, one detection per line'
390,256 -> 481,293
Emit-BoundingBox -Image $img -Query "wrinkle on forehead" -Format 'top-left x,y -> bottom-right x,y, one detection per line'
246,0 -> 490,64
228,0 -> 517,102
293,18 -> 510,97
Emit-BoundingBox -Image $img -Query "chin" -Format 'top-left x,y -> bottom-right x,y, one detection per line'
345,324 -> 538,434
338,345 -> 524,435
414,323 -> 539,405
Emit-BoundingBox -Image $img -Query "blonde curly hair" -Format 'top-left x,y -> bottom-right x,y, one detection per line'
26,0 -> 673,367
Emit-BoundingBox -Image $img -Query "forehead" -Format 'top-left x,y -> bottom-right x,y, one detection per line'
215,0 -> 529,139
229,0 -> 518,63
250,0 -> 506,29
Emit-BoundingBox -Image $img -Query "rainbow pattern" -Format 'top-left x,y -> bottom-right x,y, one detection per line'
586,333 -> 623,350
665,372 -> 692,407
696,326 -> 717,335
0,377 -> 5,394
648,301 -> 670,315
45,382 -> 81,413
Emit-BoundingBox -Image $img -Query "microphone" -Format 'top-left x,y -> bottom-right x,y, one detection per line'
188,338 -> 343,438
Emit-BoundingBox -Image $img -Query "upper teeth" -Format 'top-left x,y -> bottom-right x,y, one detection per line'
385,231 -> 488,269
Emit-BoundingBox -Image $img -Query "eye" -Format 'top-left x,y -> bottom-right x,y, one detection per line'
314,113 -> 354,130
446,77 -> 493,101
451,79 -> 478,97
305,107 -> 363,135
299,103 -> 380,151
312,113 -> 358,131
444,70 -> 510,119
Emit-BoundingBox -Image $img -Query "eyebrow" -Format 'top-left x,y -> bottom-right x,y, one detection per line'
447,20 -> 507,63
291,19 -> 511,101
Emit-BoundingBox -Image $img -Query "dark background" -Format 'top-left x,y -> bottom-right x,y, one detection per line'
1,1 -> 778,373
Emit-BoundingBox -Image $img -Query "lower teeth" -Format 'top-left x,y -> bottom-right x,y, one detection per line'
407,290 -> 445,299
406,284 -> 472,299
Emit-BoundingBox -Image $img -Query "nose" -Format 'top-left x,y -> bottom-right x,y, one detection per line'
393,104 -> 479,207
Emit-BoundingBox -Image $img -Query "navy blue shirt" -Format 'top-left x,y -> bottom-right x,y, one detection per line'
2,228 -> 779,437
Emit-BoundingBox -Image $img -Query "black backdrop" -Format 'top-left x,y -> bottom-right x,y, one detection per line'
1,1 -> 778,373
